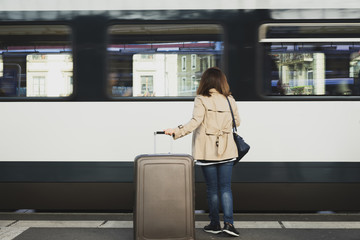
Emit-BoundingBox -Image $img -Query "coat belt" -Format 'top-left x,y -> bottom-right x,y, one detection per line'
206,129 -> 231,156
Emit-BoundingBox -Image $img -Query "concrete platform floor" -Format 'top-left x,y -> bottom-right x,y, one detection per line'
0,212 -> 360,240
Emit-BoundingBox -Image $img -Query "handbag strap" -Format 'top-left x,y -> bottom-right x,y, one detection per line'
226,97 -> 237,133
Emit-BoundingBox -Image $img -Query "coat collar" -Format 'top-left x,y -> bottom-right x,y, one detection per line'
209,88 -> 219,94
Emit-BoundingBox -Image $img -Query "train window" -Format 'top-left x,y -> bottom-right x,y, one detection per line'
0,25 -> 72,98
259,23 -> 360,96
107,24 -> 223,97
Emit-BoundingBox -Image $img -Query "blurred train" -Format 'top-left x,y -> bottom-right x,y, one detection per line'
0,0 -> 360,212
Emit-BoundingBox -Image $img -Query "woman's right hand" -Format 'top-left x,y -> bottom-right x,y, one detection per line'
164,128 -> 175,136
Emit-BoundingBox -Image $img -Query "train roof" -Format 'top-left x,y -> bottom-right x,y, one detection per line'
1,0 -> 360,11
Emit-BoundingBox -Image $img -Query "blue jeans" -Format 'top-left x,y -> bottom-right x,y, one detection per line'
201,161 -> 234,225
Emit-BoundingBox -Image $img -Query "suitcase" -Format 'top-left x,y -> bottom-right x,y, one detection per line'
134,131 -> 195,240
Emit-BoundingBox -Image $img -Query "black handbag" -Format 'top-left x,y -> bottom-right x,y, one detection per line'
226,97 -> 250,164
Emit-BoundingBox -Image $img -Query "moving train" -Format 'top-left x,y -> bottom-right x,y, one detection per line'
0,0 -> 359,212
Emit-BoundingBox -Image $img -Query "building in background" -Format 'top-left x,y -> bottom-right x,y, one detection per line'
0,56 -> 3,77
132,53 -> 216,97
26,54 -> 73,97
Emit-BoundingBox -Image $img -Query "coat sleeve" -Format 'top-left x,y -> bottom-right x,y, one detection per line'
173,96 -> 205,140
230,96 -> 241,128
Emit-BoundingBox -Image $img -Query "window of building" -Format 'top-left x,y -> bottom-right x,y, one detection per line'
181,56 -> 187,72
191,54 -> 197,70
140,75 -> 154,96
181,77 -> 187,92
31,76 -> 46,96
191,75 -> 198,91
260,23 -> 360,97
0,25 -> 73,98
108,24 -> 223,98
141,54 -> 154,60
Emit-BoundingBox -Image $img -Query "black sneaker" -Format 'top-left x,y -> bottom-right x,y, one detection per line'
203,223 -> 222,234
223,222 -> 240,237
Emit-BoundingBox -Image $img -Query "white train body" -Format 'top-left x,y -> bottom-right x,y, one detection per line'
0,0 -> 360,212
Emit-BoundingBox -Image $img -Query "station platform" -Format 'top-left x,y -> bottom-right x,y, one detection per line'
1,212 -> 360,240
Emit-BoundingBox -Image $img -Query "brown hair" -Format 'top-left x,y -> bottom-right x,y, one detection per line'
196,67 -> 231,97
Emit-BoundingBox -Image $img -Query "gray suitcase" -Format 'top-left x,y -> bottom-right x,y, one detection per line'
134,132 -> 195,240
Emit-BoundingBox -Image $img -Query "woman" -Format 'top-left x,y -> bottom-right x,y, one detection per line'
164,67 -> 240,237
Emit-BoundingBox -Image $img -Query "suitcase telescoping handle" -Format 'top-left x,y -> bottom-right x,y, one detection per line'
154,131 -> 173,153
155,131 -> 165,135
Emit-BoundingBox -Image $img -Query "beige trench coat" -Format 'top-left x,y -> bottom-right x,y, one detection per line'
173,88 -> 240,161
